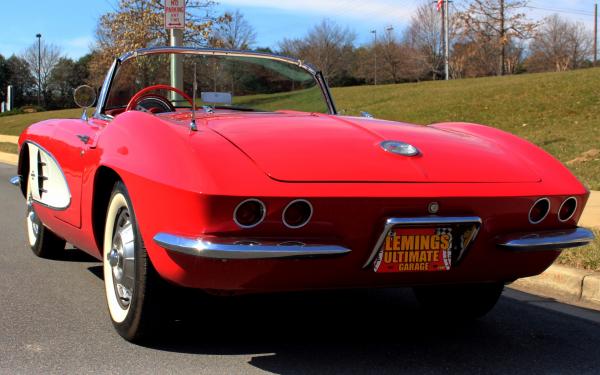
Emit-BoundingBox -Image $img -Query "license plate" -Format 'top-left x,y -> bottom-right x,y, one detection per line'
373,227 -> 453,273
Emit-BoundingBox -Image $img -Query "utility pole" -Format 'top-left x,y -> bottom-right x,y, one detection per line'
371,29 -> 377,85
36,33 -> 41,106
594,2 -> 598,67
443,0 -> 449,80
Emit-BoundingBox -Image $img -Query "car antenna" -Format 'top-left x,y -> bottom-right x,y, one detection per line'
189,62 -> 198,132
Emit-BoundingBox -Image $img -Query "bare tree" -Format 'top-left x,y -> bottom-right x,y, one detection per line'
377,28 -> 402,83
90,0 -> 225,85
213,10 -> 256,49
372,28 -> 424,83
278,19 -> 356,84
22,41 -> 62,104
459,0 -> 537,75
450,38 -> 497,77
407,2 -> 458,80
527,14 -> 592,72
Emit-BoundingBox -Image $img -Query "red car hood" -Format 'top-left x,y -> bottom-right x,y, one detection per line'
181,113 -> 540,183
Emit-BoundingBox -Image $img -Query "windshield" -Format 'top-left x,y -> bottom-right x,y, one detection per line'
103,51 -> 329,116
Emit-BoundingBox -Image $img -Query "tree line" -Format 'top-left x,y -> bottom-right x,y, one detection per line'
0,0 -> 596,110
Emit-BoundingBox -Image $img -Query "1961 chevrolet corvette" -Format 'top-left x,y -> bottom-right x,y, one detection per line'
10,47 -> 595,342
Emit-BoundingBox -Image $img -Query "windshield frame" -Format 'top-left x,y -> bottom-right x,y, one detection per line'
93,47 -> 337,120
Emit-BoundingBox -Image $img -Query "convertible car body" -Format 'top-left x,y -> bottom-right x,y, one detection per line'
11,47 -> 594,341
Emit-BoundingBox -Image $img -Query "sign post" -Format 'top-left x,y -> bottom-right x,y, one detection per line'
165,0 -> 185,102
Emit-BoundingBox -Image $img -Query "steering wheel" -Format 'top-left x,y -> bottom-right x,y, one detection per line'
126,84 -> 194,112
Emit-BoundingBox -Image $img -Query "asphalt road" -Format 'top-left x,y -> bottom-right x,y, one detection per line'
1,162 -> 600,374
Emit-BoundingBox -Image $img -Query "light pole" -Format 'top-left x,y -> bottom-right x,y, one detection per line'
36,33 -> 41,106
370,29 -> 377,85
442,0 -> 449,80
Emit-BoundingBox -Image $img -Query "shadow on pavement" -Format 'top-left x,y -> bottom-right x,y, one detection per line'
56,248 -> 100,263
133,287 -> 599,374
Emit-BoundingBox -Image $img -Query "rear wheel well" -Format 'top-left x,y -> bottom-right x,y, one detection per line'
92,166 -> 122,252
17,143 -> 29,197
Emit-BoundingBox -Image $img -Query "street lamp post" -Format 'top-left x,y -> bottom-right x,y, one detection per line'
36,33 -> 41,106
370,29 -> 377,85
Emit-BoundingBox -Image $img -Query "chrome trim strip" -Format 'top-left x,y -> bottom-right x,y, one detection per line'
315,70 -> 337,115
9,175 -> 21,187
497,227 -> 594,251
558,196 -> 578,223
528,197 -> 550,224
153,233 -> 351,259
362,216 -> 483,268
93,59 -> 119,120
96,47 -> 337,117
282,199 -> 313,229
118,47 -> 318,74
233,198 -> 267,229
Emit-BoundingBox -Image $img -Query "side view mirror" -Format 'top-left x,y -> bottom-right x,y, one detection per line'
73,85 -> 97,121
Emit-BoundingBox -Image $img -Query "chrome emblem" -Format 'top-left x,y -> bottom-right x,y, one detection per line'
380,140 -> 420,156
428,202 -> 440,214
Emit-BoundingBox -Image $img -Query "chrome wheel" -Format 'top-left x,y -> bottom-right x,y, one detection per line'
103,190 -> 135,323
108,209 -> 135,309
103,181 -> 166,342
26,186 -> 39,247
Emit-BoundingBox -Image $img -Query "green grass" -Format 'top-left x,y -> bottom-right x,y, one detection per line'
234,86 -> 329,113
556,229 -> 600,271
0,68 -> 598,188
0,108 -> 84,136
0,142 -> 17,154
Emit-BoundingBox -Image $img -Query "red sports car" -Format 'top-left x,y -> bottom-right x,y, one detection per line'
11,47 -> 594,342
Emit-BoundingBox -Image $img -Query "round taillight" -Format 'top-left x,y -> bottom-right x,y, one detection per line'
529,198 -> 550,224
282,199 -> 313,229
558,197 -> 577,222
233,199 -> 266,229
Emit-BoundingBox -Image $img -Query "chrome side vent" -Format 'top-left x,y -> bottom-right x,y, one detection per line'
37,152 -> 48,197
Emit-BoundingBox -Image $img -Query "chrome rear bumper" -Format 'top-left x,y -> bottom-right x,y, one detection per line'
497,227 -> 595,252
153,233 -> 351,259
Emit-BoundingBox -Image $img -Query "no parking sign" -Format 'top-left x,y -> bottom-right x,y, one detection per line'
164,0 -> 185,29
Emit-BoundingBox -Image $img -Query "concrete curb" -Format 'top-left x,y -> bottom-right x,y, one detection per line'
511,265 -> 600,309
0,135 -> 18,144
0,152 -> 17,166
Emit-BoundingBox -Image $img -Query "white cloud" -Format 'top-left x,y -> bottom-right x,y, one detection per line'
219,0 -> 416,23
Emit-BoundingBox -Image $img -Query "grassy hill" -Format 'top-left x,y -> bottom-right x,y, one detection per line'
0,108 -> 84,136
1,68 -> 598,188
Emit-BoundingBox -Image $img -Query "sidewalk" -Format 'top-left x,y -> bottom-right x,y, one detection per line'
0,135 -> 19,144
580,192 -> 600,228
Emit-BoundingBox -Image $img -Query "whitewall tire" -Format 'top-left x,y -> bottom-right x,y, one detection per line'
103,181 -> 165,342
26,177 -> 66,258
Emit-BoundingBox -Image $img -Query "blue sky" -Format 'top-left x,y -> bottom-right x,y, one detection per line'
0,0 -> 597,59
